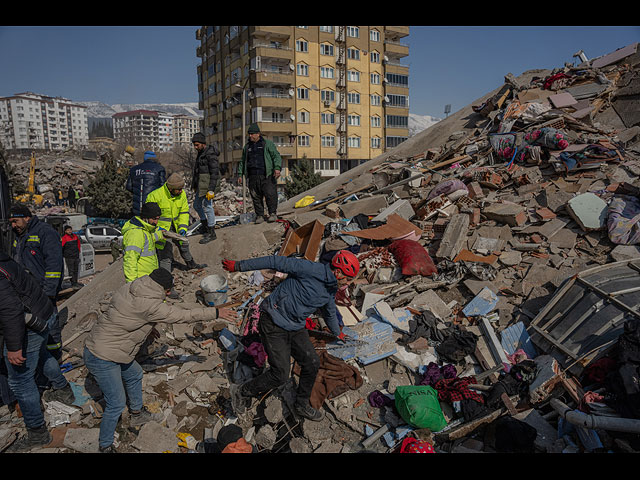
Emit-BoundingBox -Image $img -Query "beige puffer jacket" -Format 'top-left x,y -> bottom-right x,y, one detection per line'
85,275 -> 219,364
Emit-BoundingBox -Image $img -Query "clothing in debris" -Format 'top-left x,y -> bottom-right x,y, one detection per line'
433,375 -> 484,405
434,326 -> 478,364
420,362 -> 458,387
126,153 -> 167,216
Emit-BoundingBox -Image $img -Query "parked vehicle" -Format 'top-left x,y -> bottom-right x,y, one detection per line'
80,223 -> 123,251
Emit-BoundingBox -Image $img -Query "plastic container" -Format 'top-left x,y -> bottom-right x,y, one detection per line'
200,274 -> 228,306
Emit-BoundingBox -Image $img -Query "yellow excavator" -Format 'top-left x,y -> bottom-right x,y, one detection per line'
15,151 -> 44,205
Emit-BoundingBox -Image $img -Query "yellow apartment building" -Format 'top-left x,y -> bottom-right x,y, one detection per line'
195,26 -> 409,183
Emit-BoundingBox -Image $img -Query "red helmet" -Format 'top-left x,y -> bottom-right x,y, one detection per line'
331,250 -> 360,278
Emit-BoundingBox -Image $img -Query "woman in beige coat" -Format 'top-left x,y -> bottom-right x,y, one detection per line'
83,268 -> 236,452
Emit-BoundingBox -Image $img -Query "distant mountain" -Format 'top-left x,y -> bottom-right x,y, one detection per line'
409,113 -> 442,137
78,101 -> 203,120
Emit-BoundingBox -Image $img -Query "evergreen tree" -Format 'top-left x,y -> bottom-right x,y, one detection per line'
284,156 -> 324,199
86,152 -> 132,218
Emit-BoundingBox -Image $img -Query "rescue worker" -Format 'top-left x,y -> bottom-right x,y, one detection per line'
8,204 -> 64,361
0,252 -> 75,451
121,202 -> 162,283
83,268 -> 238,453
190,133 -> 220,244
61,225 -> 83,289
110,237 -> 122,264
125,150 -> 166,217
238,123 -> 282,224
222,250 -> 360,421
145,173 -> 206,298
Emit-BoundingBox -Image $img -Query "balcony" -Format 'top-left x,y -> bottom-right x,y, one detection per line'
253,43 -> 293,61
249,26 -> 291,41
384,26 -> 409,38
384,40 -> 409,59
250,68 -> 293,87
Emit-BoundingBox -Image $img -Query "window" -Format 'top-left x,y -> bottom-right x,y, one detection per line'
297,63 -> 309,76
319,26 -> 333,33
321,90 -> 335,103
298,111 -> 310,123
296,39 -> 308,52
370,51 -> 380,63
298,135 -> 310,146
386,73 -> 409,87
320,66 -> 335,79
347,70 -> 360,82
347,26 -> 359,38
348,114 -> 360,126
347,48 -> 360,60
321,135 -> 335,147
371,94 -> 381,106
387,94 -> 409,108
348,136 -> 361,148
370,29 -> 380,42
321,112 -> 335,124
386,136 -> 408,148
347,92 -> 360,104
371,137 -> 381,149
297,87 -> 309,100
370,73 -> 381,84
320,43 -> 334,56
386,115 -> 409,128
371,116 -> 381,127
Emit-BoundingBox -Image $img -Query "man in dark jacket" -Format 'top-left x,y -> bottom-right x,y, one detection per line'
9,204 -> 65,360
61,225 -> 83,289
191,133 -> 220,244
221,250 -> 360,421
126,150 -> 167,216
0,252 -> 75,451
238,123 -> 282,224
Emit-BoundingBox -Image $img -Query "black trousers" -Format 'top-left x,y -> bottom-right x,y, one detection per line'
242,310 -> 320,405
248,174 -> 278,217
65,256 -> 80,285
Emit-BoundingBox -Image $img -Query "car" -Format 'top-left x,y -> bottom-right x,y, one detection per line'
81,223 -> 123,251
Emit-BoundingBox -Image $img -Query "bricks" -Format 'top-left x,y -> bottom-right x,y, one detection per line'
466,181 -> 484,199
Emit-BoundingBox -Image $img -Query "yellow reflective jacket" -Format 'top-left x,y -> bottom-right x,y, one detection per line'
122,216 -> 163,282
145,184 -> 190,250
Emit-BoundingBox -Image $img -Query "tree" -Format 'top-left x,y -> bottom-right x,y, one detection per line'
86,151 -> 132,218
284,156 -> 324,199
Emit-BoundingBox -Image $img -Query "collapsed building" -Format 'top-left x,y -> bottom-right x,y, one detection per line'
2,42 -> 640,454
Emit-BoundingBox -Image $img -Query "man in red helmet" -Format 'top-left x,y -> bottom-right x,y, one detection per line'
222,250 -> 359,421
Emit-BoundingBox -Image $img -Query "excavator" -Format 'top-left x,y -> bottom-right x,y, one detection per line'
14,151 -> 44,205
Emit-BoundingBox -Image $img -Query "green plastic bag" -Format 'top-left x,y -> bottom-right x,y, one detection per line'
394,385 -> 448,432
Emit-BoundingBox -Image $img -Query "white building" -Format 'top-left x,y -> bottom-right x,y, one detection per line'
173,114 -> 202,148
0,92 -> 89,151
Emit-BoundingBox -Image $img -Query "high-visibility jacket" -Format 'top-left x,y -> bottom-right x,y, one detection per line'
145,184 -> 190,249
121,216 -> 162,282
12,215 -> 63,297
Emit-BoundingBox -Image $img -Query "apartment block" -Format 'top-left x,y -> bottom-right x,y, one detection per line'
0,92 -> 89,151
195,26 -> 410,182
173,114 -> 203,149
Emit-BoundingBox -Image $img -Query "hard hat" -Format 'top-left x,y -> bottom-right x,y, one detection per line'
331,250 -> 360,278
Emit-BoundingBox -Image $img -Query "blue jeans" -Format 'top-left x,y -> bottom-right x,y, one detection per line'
194,194 -> 216,226
83,347 -> 143,448
3,315 -> 68,429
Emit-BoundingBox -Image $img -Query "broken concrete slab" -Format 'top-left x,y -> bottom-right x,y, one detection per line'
408,289 -> 452,320
436,213 -> 469,260
565,192 -> 608,231
371,199 -> 414,222
611,245 -> 640,262
339,195 -> 388,218
483,202 -> 527,227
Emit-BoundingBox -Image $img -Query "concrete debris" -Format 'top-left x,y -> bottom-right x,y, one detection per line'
4,42 -> 640,455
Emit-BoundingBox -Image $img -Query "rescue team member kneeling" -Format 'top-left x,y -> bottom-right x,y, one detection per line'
222,250 -> 360,422
83,268 -> 238,453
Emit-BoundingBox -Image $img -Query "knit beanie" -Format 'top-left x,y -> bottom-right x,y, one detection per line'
166,173 -> 185,189
144,150 -> 157,161
217,425 -> 244,450
149,268 -> 174,290
8,204 -> 32,218
192,132 -> 206,144
247,123 -> 260,134
140,202 -> 162,219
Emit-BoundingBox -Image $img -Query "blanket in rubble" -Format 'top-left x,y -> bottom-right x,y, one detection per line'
295,340 -> 364,409
607,195 -> 640,245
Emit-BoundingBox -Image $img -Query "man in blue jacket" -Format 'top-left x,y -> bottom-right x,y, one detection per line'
9,204 -> 64,360
126,150 -> 167,216
222,250 -> 360,421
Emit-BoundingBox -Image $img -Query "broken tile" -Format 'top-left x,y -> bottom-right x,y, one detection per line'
565,192 -> 608,231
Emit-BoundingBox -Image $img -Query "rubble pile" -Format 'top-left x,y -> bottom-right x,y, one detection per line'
2,43 -> 640,454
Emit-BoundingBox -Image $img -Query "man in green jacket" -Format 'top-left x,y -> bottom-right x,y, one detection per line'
122,202 -> 163,283
239,123 -> 282,224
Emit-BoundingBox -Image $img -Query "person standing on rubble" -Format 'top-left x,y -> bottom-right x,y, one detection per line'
222,250 -> 360,421
238,123 -> 282,224
61,225 -> 83,289
190,132 -> 220,245
125,150 -> 166,217
0,251 -> 76,451
121,202 -> 163,283
83,268 -> 238,453
8,204 -> 65,362
145,173 -> 207,298
67,186 -> 76,209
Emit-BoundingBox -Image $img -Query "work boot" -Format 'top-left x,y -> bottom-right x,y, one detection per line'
99,444 -> 118,453
43,383 -> 76,405
199,227 -> 217,244
186,259 -> 207,270
129,406 -> 161,426
198,219 -> 208,235
229,383 -> 251,415
255,216 -> 265,224
267,214 -> 278,223
9,425 -> 52,452
294,400 -> 323,421
168,289 -> 181,300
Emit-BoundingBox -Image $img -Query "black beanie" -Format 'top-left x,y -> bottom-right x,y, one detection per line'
141,202 -> 162,219
216,424 -> 243,450
149,268 -> 173,290
192,132 -> 206,144
9,204 -> 32,218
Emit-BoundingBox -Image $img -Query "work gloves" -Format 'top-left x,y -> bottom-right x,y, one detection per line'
179,229 -> 187,236
206,191 -> 215,201
222,259 -> 237,272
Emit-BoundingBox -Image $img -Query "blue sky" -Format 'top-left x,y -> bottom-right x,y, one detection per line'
1,25 -> 638,118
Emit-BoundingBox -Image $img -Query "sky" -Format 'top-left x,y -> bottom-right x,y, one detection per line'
0,25 -> 638,118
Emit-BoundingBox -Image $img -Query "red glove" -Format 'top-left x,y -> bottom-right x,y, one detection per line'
338,332 -> 346,341
222,260 -> 236,272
